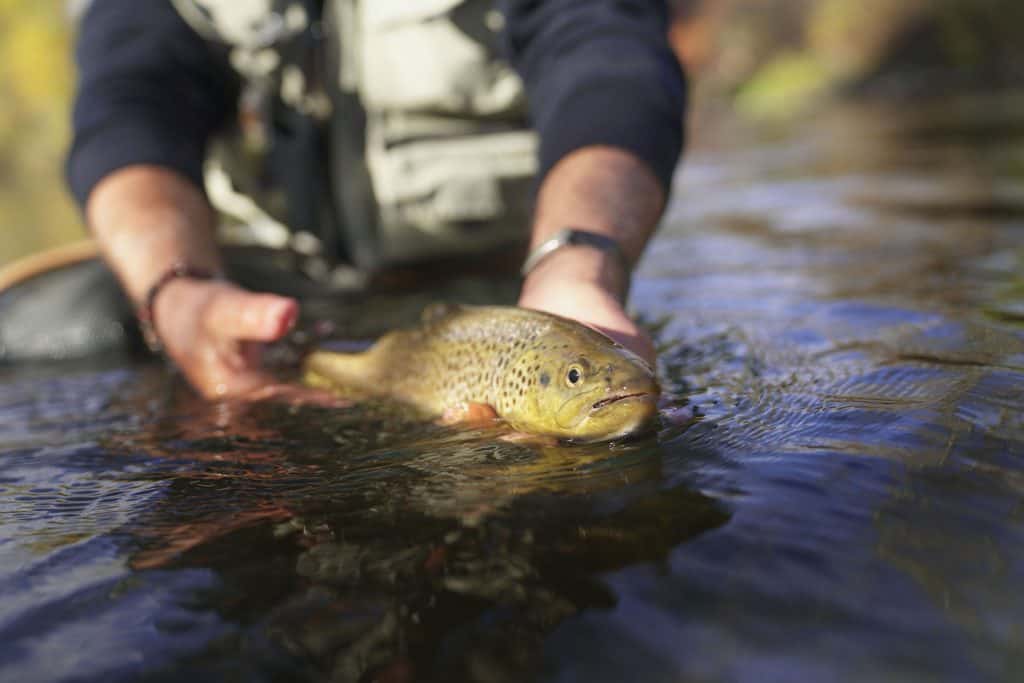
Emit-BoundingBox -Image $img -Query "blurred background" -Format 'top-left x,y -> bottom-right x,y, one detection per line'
0,0 -> 1021,267
0,0 -> 77,265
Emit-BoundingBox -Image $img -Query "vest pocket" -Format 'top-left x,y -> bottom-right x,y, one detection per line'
366,120 -> 538,264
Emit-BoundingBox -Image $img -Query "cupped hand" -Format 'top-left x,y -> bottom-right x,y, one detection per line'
152,277 -> 299,398
517,252 -> 656,365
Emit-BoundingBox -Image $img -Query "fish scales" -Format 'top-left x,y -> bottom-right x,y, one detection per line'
373,307 -> 554,413
303,305 -> 659,441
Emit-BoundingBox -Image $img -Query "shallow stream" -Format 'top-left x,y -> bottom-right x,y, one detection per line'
2,93 -> 1023,682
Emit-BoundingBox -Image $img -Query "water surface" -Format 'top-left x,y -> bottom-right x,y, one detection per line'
2,93 -> 1024,682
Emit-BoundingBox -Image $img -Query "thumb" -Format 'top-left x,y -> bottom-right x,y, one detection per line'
203,287 -> 299,342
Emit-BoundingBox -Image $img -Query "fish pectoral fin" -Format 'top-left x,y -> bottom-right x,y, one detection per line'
437,401 -> 499,427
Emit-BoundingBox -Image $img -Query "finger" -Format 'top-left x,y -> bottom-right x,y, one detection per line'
204,289 -> 299,342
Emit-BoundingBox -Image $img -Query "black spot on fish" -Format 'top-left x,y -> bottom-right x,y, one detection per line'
539,372 -> 550,387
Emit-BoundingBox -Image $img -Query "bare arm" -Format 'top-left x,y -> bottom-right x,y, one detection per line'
503,0 -> 685,363
68,2 -> 297,398
518,146 -> 665,362
87,166 -> 222,299
87,165 -> 298,397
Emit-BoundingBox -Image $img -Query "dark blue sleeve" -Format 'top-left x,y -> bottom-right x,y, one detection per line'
502,0 -> 687,194
66,0 -> 238,207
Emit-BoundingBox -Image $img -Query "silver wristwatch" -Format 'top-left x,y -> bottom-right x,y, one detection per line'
520,228 -> 627,277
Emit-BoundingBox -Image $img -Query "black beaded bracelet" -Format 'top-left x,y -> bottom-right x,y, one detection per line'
137,263 -> 219,353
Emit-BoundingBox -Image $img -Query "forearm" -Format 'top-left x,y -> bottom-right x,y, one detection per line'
85,165 -> 222,304
523,146 -> 665,301
506,0 -> 683,304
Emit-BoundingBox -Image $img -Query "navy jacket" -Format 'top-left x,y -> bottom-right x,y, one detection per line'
67,0 -> 686,209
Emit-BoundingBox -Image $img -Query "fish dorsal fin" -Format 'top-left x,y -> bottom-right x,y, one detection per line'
421,301 -> 463,323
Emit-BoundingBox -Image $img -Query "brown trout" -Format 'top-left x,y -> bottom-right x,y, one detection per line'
302,304 -> 660,441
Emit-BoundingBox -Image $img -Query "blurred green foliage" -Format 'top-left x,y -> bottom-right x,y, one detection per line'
697,0 -> 1024,119
0,0 -> 81,266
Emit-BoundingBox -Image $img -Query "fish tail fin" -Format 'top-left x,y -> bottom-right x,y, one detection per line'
302,350 -> 376,392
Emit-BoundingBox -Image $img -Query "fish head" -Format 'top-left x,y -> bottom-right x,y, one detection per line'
503,329 -> 660,442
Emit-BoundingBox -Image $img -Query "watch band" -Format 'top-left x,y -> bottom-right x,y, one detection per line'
520,228 -> 627,277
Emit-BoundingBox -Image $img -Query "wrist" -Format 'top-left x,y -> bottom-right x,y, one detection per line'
520,243 -> 630,304
86,166 -> 223,303
141,266 -> 224,352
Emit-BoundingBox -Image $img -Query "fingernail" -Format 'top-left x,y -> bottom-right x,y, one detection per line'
268,299 -> 298,334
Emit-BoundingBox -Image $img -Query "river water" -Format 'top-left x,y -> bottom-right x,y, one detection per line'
2,93 -> 1023,682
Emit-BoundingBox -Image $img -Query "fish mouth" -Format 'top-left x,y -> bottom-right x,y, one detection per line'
590,392 -> 657,412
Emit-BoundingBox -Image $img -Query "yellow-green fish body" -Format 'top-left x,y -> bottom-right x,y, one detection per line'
303,304 -> 659,441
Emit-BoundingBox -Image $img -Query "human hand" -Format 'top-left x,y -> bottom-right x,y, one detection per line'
152,277 -> 300,398
517,247 -> 656,364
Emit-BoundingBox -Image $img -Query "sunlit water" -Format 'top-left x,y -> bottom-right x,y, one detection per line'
3,93 -> 1024,682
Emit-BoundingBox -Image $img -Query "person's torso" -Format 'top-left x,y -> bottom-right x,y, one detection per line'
172,0 -> 539,273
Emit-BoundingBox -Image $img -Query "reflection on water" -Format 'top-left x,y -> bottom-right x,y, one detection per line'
2,93 -> 1024,681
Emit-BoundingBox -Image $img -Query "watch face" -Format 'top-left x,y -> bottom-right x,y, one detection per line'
568,229 -> 614,249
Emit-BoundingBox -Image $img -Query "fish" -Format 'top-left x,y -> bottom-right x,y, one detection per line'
302,304 -> 660,442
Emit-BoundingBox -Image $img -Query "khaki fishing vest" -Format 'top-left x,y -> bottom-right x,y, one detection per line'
171,0 -> 538,272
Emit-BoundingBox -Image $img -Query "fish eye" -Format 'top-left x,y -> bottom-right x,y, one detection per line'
566,365 -> 583,386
